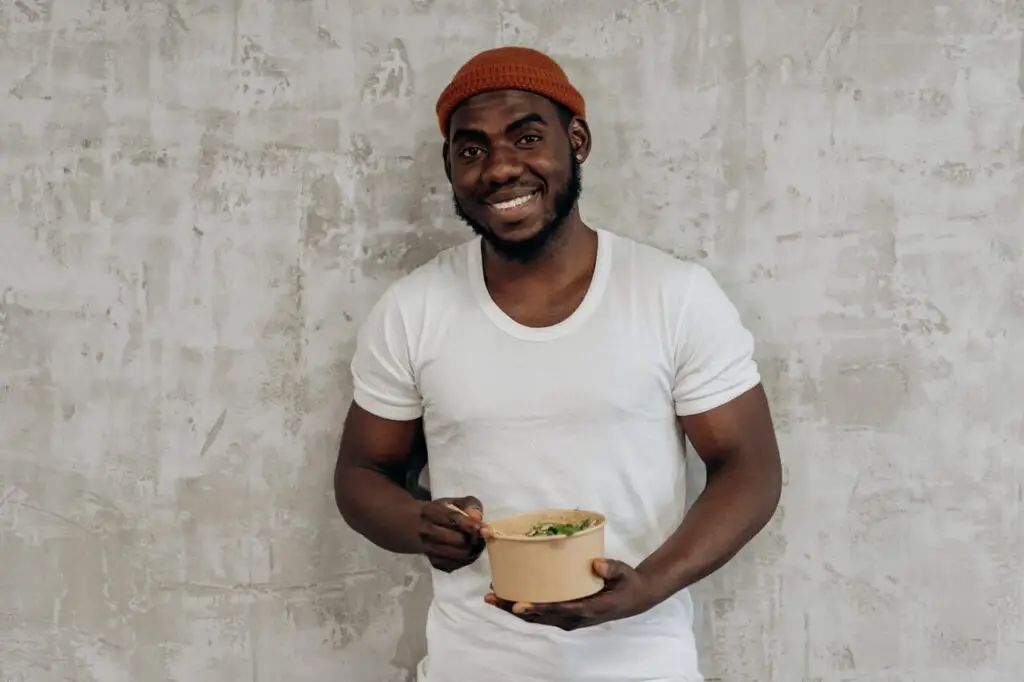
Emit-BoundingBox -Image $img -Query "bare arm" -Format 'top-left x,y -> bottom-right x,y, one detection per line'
334,402 -> 484,571
333,402 -> 426,554
636,383 -> 782,602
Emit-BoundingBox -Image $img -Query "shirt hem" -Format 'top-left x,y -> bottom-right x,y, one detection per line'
352,388 -> 424,421
417,656 -> 704,682
674,375 -> 761,417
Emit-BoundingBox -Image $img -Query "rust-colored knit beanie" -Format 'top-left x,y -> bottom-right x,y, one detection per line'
435,46 -> 586,138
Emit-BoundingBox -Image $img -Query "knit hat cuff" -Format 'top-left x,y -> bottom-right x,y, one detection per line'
435,60 -> 586,137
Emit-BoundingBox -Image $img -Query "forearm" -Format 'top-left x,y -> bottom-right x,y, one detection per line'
335,463 -> 426,555
636,456 -> 781,605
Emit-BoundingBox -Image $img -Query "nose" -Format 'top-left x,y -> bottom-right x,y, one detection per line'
481,143 -> 523,187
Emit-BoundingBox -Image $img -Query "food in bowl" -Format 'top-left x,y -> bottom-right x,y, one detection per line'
525,517 -> 596,537
485,508 -> 606,603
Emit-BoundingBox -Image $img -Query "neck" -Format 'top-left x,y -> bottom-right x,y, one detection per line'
481,211 -> 595,287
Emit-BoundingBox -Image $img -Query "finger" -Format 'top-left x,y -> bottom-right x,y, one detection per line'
484,592 -> 517,613
484,593 -> 577,628
423,502 -> 483,537
425,542 -> 479,563
593,558 -> 631,581
430,557 -> 471,573
421,532 -> 484,562
420,521 -> 474,547
428,541 -> 485,569
484,594 -> 556,619
421,532 -> 485,563
520,601 -> 572,619
517,602 -> 588,630
524,591 -> 613,620
509,606 -> 573,629
451,495 -> 484,521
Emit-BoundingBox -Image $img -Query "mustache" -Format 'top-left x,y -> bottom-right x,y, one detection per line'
448,154 -> 583,264
482,183 -> 542,204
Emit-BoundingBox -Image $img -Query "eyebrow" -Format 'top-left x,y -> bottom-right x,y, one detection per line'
451,113 -> 548,144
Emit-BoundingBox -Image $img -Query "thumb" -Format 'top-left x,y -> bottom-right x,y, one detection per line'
593,558 -> 631,581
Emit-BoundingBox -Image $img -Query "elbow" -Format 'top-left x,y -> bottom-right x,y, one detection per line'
710,445 -> 783,524
762,448 -> 784,522
333,457 -> 355,520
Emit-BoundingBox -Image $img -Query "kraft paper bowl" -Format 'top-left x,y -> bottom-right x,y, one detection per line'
485,508 -> 606,604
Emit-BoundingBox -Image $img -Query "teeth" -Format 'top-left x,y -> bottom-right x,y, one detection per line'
493,192 -> 536,211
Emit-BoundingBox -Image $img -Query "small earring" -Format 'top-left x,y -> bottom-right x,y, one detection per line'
576,154 -> 583,161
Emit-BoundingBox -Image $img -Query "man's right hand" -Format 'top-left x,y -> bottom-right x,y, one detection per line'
419,496 -> 486,573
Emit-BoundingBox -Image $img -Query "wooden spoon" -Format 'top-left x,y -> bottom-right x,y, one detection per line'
445,503 -> 507,539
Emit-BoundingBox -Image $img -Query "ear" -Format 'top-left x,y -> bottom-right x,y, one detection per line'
568,117 -> 592,163
442,140 -> 452,182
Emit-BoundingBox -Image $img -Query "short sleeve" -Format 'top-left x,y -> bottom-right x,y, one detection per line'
350,286 -> 424,421
672,264 -> 761,416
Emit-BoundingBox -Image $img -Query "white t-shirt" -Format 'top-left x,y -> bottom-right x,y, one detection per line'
350,227 -> 761,682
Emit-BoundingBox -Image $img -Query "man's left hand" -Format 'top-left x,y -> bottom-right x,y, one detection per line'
484,558 -> 658,631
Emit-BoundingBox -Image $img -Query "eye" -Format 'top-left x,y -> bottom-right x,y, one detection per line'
518,134 -> 542,145
458,145 -> 484,159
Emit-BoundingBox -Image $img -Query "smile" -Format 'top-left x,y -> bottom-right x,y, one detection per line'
490,192 -> 539,212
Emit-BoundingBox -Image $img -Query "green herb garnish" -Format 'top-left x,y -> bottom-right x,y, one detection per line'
525,518 -> 594,537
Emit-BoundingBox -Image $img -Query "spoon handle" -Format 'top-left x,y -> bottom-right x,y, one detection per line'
444,503 -> 471,517
445,503 -> 503,538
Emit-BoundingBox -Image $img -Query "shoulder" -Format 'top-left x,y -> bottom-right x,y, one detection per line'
370,236 -> 476,314
605,230 -> 723,311
387,237 -> 474,299
359,236 -> 477,342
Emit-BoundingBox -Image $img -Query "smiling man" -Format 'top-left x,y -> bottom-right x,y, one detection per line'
334,46 -> 782,682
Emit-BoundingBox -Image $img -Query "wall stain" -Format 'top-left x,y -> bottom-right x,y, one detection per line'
200,409 -> 228,458
10,0 -> 51,24
361,38 -> 414,102
304,172 -> 342,250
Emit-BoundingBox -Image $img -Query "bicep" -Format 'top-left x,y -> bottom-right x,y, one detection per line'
340,283 -> 425,479
337,401 -> 420,482
678,383 -> 778,470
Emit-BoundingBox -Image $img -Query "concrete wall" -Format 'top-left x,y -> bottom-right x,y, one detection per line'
1,1 -> 1022,681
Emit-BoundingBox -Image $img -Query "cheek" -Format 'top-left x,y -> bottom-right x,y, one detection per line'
541,167 -> 570,195
529,153 -> 566,183
452,183 -> 477,207
449,173 -> 476,199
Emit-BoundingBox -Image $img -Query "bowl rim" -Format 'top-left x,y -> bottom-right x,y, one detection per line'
485,508 -> 606,543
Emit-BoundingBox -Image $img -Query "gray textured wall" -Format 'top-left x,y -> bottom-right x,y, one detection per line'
1,1 -> 1022,681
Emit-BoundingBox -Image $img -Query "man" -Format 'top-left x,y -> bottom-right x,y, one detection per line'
334,46 -> 782,682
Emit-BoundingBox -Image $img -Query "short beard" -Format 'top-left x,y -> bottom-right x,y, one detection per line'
452,153 -> 583,264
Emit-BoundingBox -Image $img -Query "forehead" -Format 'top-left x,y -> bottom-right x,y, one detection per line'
448,90 -> 559,135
